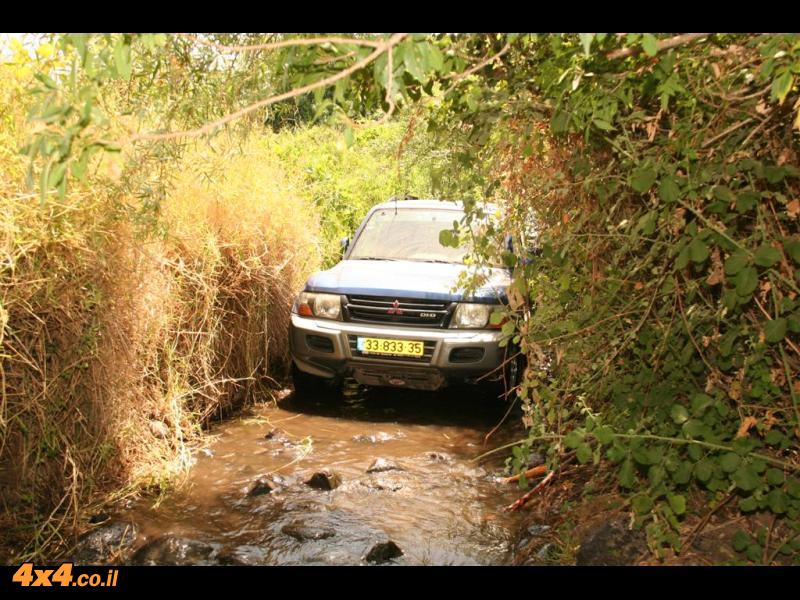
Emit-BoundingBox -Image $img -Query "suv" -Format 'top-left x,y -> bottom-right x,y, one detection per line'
289,199 -> 520,395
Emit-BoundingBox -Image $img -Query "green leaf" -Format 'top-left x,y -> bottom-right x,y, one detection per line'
713,185 -> 736,204
579,33 -> 594,57
672,461 -> 692,485
689,238 -> 709,263
691,393 -> 714,415
593,118 -> 614,131
670,404 -> 689,424
724,252 -> 749,276
667,494 -> 686,515
766,468 -> 785,486
675,244 -> 691,270
659,176 -> 680,203
767,489 -> 788,513
564,430 -> 584,449
631,494 -> 653,514
630,167 -> 657,193
765,165 -> 786,184
113,37 -> 132,80
754,244 -> 781,268
720,452 -> 741,473
764,318 -> 787,343
694,459 -> 713,482
439,229 -> 457,247
739,496 -> 758,512
736,191 -> 759,213
576,442 -> 593,464
785,240 -> 800,265
772,70 -> 794,105
732,530 -> 750,552
735,267 -> 759,297
641,34 -> 659,57
733,464 -> 760,491
594,425 -> 614,445
403,40 -> 424,82
618,458 -> 636,488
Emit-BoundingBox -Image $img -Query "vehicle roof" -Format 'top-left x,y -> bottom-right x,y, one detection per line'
371,199 -> 496,212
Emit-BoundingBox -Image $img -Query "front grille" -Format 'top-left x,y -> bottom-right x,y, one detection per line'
345,295 -> 453,328
348,336 -> 436,363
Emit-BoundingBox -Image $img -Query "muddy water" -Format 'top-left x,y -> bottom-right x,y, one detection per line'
118,387 -> 529,565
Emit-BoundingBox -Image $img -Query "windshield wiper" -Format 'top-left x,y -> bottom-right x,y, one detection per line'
351,256 -> 398,261
417,259 -> 456,264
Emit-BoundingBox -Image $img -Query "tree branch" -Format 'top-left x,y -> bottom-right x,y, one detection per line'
176,33 -> 382,52
444,42 -> 511,84
606,33 -> 711,60
130,33 -> 409,144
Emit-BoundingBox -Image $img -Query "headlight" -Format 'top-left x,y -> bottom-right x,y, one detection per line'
450,303 -> 492,329
293,292 -> 342,320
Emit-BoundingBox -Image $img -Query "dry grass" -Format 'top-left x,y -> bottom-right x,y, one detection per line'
0,120 -> 320,561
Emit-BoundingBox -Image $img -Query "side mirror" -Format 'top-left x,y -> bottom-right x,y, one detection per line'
340,236 -> 350,256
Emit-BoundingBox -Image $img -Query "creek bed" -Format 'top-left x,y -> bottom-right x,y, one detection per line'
92,387 -> 530,565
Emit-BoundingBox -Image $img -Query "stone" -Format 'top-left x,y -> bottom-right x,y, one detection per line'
576,518 -> 647,566
247,477 -> 276,497
281,522 -> 336,542
131,536 -> 222,566
305,470 -> 342,491
73,521 -> 139,564
364,540 -> 403,564
366,458 -> 403,474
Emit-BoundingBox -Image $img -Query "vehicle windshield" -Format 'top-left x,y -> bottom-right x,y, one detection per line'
348,208 -> 470,264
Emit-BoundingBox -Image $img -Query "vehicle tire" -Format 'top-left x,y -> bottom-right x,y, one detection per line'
291,362 -> 340,398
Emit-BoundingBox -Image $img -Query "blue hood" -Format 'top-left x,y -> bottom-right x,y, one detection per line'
305,259 -> 510,303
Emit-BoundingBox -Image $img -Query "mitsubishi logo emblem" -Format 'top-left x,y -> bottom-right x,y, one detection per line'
387,300 -> 403,315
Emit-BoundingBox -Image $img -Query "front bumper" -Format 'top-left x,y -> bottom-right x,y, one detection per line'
289,313 -> 505,391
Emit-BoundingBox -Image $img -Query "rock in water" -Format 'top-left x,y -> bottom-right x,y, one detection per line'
74,521 -> 139,564
247,477 -> 275,497
364,541 -> 403,564
281,522 -> 336,541
131,536 -> 221,566
366,458 -> 403,473
305,470 -> 342,490
576,518 -> 646,566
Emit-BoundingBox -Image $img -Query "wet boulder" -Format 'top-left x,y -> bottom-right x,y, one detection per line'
73,521 -> 139,564
281,521 -> 336,542
576,518 -> 647,566
364,541 -> 403,564
247,477 -> 276,497
131,536 -> 222,565
366,458 -> 403,474
305,470 -> 342,491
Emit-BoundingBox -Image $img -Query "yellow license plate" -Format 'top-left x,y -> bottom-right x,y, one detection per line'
357,337 -> 424,357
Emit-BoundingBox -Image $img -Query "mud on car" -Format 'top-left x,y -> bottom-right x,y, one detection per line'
289,199 -> 525,397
